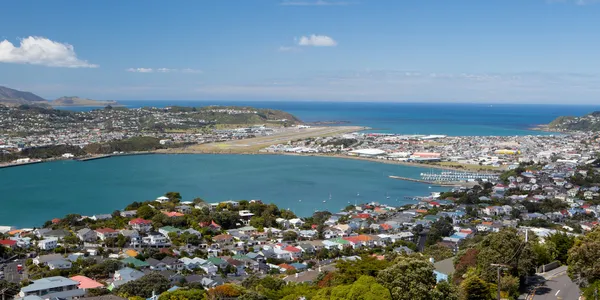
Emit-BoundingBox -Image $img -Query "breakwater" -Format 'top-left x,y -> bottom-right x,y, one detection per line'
388,175 -> 472,187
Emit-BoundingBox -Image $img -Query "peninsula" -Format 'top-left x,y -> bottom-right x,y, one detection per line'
547,111 -> 600,132
49,96 -> 122,107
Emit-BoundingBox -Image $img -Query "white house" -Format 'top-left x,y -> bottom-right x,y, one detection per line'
76,228 -> 96,242
47,259 -> 73,270
38,238 -> 58,250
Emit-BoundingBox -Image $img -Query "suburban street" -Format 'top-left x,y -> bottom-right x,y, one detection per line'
530,267 -> 581,300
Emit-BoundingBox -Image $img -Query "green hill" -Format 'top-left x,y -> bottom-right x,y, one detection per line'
548,111 -> 600,131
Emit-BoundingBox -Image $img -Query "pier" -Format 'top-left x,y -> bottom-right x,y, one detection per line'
0,160 -> 44,169
76,154 -> 113,161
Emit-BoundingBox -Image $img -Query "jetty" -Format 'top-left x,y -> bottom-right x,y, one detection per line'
0,160 -> 44,169
77,154 -> 113,161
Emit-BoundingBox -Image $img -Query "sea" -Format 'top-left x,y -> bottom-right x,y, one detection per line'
2,101 -> 599,227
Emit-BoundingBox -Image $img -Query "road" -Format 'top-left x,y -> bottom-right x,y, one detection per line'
2,260 -> 25,283
530,266 -> 581,300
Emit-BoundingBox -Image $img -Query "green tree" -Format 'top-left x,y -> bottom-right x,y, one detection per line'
0,280 -> 20,299
334,255 -> 391,285
314,276 -> 391,300
165,192 -> 182,202
282,231 -> 298,242
423,244 -> 454,262
137,205 -> 156,220
547,232 -> 575,264
582,280 -> 600,300
433,280 -> 460,300
476,228 -> 536,283
116,272 -> 170,298
568,227 -> 600,287
376,256 -> 438,300
158,288 -> 205,300
460,274 -> 492,300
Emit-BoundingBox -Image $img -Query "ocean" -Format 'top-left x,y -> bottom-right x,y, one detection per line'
58,101 -> 600,136
0,154 -> 446,227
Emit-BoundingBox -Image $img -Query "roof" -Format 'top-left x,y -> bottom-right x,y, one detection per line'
278,263 -> 295,270
0,239 -> 17,246
80,296 -> 127,300
125,249 -> 139,257
21,276 -> 79,293
163,211 -> 185,217
129,218 -> 152,225
70,275 -> 104,289
433,257 -> 455,276
349,149 -> 386,155
95,228 -> 118,234
121,257 -> 150,268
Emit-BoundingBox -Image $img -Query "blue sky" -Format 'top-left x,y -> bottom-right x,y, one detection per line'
1,0 -> 600,103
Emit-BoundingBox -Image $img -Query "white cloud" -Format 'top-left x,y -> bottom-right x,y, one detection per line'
280,0 -> 350,6
126,67 -> 201,74
126,68 -> 154,73
0,36 -> 97,68
297,34 -> 337,47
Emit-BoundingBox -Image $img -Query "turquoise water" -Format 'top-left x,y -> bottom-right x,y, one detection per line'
0,154 -> 445,227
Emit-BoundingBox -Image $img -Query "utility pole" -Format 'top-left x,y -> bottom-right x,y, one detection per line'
491,264 -> 509,300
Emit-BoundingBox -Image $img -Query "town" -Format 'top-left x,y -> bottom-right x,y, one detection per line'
262,131 -> 600,171
1,155 -> 600,299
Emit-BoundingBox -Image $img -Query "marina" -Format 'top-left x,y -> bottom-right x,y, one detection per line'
420,171 -> 500,182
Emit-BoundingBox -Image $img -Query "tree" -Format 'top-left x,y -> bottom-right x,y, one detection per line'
433,280 -> 459,300
568,227 -> 600,287
314,276 -> 391,300
283,231 -> 298,242
206,284 -> 243,299
547,232 -> 575,264
0,280 -> 20,299
158,289 -> 205,300
165,192 -> 182,202
460,274 -> 492,300
137,205 -> 156,220
334,255 -> 392,285
582,280 -> 600,300
426,217 -> 454,246
423,244 -> 454,262
115,272 -> 170,298
476,228 -> 536,283
376,256 -> 438,300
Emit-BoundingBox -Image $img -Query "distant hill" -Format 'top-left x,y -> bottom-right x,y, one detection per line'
548,111 -> 600,131
50,96 -> 122,107
0,86 -> 48,106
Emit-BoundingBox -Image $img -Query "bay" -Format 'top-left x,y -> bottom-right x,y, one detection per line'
0,154 -> 446,227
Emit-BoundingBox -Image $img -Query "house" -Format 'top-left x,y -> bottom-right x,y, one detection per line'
47,259 -> 73,270
289,218 -> 305,228
239,210 -> 254,225
76,228 -> 97,242
70,275 -> 104,290
128,218 -> 152,232
142,233 -> 170,247
91,214 -> 112,221
38,238 -> 58,250
0,239 -> 17,249
19,276 -> 85,299
161,256 -> 184,271
155,196 -> 170,203
163,211 -> 185,218
95,228 -> 119,241
175,205 -> 192,214
159,226 -> 181,238
120,210 -> 137,218
34,254 -> 64,265
110,267 -> 145,289
121,257 -> 150,268
212,234 -> 234,246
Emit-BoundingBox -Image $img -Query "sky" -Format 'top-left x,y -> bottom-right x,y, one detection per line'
1,0 -> 600,103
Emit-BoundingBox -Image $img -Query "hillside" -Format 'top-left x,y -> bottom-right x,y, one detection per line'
548,111 -> 600,132
50,96 -> 122,107
0,86 -> 48,106
163,106 -> 303,125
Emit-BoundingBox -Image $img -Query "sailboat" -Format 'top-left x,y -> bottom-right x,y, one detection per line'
386,192 -> 390,199
324,192 -> 332,203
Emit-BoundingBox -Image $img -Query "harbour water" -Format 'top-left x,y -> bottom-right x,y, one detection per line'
0,154 -> 446,227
